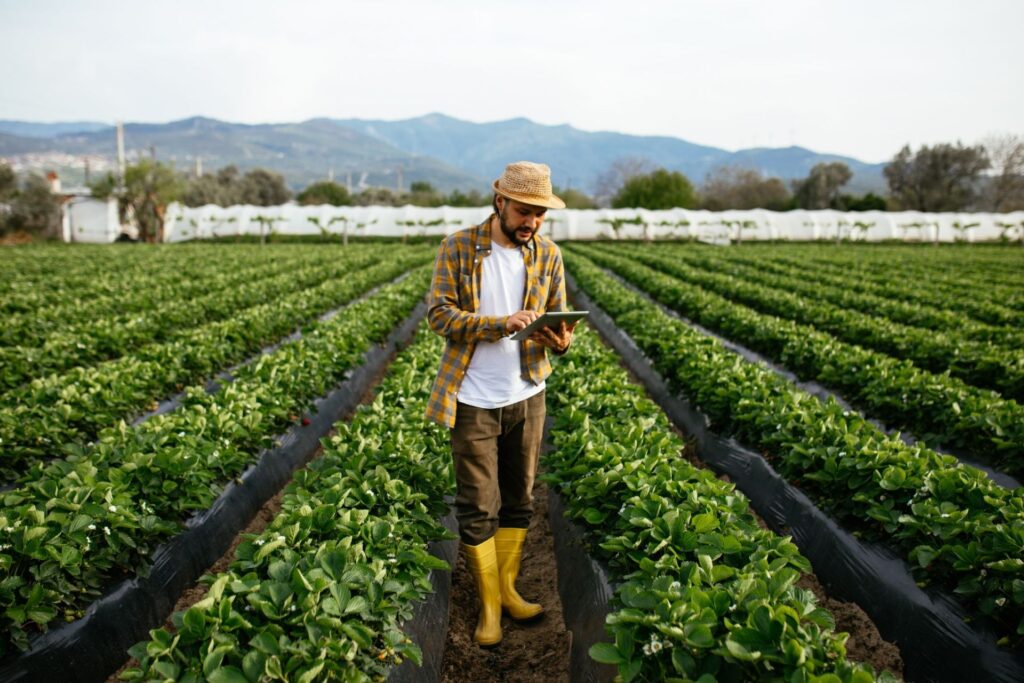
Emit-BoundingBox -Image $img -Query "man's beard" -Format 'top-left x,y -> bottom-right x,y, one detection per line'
499,205 -> 536,246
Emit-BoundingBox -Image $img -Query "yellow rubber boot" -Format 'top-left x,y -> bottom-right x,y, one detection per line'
494,527 -> 544,621
461,538 -> 503,646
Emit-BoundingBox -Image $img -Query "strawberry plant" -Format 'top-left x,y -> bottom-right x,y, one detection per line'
0,268 -> 432,655
544,327 -> 896,682
123,323 -> 456,682
566,251 -> 1024,644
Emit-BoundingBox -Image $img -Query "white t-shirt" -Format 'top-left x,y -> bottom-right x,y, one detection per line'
457,242 -> 545,409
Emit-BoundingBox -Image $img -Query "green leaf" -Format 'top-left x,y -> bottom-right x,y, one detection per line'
242,650 -> 266,681
26,604 -> 56,626
297,662 -> 325,683
621,658 -> 643,683
182,607 -> 205,635
152,661 -> 180,679
341,621 -> 374,649
769,568 -> 799,598
589,642 -> 625,664
208,666 -> 249,683
684,624 -> 715,648
726,636 -> 760,662
691,513 -> 718,533
203,649 -> 226,678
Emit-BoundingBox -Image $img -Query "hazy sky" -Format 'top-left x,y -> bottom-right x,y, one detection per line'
1,0 -> 1021,162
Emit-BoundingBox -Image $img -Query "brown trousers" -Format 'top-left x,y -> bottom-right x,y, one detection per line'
450,390 -> 546,545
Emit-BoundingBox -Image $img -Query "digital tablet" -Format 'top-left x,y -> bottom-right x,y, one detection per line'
510,310 -> 590,341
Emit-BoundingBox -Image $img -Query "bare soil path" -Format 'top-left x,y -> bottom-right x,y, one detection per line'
441,477 -> 571,683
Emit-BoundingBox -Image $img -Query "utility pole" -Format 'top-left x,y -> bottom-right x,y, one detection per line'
84,157 -> 90,185
396,165 -> 403,193
149,144 -> 156,159
328,166 -> 335,182
195,156 -> 202,177
346,171 -> 352,193
116,121 -> 126,189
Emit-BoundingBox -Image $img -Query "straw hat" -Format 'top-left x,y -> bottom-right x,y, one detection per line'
492,161 -> 566,210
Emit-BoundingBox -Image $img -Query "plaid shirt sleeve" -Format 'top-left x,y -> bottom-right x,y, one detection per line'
546,245 -> 573,355
426,233 -> 508,343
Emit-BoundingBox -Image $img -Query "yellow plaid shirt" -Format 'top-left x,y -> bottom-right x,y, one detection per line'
425,216 -> 569,428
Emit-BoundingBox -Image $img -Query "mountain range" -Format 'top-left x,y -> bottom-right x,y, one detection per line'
0,114 -> 886,194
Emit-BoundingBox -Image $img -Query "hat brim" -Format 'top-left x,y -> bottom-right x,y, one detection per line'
492,180 -> 566,210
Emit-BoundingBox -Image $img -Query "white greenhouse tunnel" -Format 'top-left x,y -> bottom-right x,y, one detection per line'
65,198 -> 1024,244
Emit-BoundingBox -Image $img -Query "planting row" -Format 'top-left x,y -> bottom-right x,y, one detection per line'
0,250 -> 384,391
744,247 -> 1024,325
0,250 -> 434,483
0,267 -> 432,656
747,243 -> 1024,293
544,326 -> 895,682
0,245 -> 217,314
0,246 -> 342,348
601,244 -> 1024,402
642,244 -> 1023,348
569,244 -> 1024,479
565,251 -> 1024,644
123,322 -> 455,682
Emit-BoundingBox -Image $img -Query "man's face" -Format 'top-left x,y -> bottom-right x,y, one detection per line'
498,197 -> 547,246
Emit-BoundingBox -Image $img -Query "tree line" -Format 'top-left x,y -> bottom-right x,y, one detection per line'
1,134 -> 1021,242
601,135 -> 1024,213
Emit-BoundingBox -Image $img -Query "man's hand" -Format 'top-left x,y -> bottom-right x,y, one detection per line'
529,320 -> 577,354
506,310 -> 539,334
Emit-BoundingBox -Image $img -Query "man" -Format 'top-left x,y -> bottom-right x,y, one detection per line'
425,161 -> 576,646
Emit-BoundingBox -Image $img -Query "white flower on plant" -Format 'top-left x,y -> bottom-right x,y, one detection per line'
642,644 -> 652,656
4,526 -> 14,533
88,524 -> 96,531
276,535 -> 286,542
108,505 -> 117,513
650,641 -> 663,653
103,526 -> 111,535
995,597 -> 1006,607
669,581 -> 681,591
255,539 -> 265,546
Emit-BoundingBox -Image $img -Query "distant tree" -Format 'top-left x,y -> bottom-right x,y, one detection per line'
884,143 -> 990,211
2,173 -> 62,238
837,192 -> 888,211
612,168 -> 697,209
594,157 -> 656,206
239,168 -> 291,206
700,166 -> 792,210
405,181 -> 445,207
553,185 -> 598,209
445,188 -> 488,207
353,187 -> 398,206
297,180 -> 351,206
183,164 -> 252,207
91,159 -> 184,242
982,133 -> 1024,212
792,162 -> 853,209
0,162 -> 16,201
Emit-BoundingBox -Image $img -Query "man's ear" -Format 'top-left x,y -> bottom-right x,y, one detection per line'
495,195 -> 504,211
